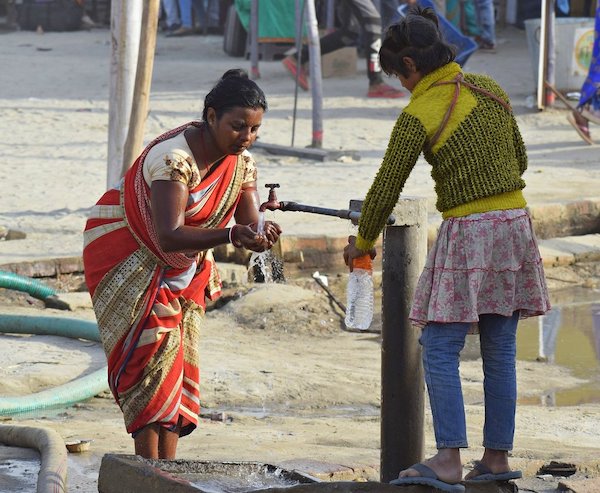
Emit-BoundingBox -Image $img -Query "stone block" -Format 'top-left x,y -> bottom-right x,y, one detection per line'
321,47 -> 357,78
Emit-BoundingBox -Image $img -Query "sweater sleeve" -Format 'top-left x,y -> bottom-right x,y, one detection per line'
512,116 -> 528,175
355,112 -> 427,251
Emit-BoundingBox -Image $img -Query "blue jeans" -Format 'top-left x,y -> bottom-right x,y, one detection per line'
161,0 -> 181,28
179,0 -> 219,29
419,311 -> 519,450
474,0 -> 496,45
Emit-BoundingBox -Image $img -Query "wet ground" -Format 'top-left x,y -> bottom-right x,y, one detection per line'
0,265 -> 599,492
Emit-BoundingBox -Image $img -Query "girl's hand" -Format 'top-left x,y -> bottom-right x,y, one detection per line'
343,235 -> 376,272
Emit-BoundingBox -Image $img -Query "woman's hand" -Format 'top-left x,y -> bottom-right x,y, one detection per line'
251,220 -> 282,248
343,235 -> 376,272
233,221 -> 282,252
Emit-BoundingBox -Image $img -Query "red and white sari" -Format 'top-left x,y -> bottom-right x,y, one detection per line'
83,122 -> 250,437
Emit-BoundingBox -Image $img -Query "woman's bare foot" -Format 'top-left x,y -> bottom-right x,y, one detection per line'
398,448 -> 463,484
464,448 -> 511,480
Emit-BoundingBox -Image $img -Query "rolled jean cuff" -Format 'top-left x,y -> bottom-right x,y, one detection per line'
437,440 -> 469,449
482,441 -> 513,451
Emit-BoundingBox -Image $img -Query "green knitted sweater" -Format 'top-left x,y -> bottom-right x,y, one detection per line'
355,62 -> 528,251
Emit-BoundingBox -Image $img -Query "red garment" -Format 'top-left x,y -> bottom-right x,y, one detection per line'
83,122 -> 243,436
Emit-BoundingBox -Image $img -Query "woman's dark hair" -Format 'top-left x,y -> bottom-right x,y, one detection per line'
202,68 -> 267,121
380,6 -> 455,78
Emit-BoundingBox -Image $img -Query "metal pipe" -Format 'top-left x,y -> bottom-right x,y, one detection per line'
380,197 -> 427,482
279,201 -> 396,225
250,0 -> 260,79
304,0 -> 323,148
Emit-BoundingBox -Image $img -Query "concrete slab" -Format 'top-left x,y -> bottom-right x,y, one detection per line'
97,454 -> 520,493
539,233 -> 600,266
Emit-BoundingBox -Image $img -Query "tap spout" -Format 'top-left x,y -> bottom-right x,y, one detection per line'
259,183 -> 281,212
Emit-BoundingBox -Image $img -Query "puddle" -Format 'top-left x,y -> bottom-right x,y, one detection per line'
0,447 -> 39,492
517,287 -> 600,406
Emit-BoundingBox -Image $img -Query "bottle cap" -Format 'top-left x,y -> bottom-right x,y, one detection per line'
353,255 -> 373,271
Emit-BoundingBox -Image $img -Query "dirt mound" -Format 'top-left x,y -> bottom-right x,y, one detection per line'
220,283 -> 346,335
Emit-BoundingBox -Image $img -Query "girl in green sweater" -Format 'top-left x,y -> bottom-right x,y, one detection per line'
343,6 -> 550,491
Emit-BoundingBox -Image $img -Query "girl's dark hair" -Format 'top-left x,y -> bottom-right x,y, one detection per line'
202,68 -> 267,121
380,6 -> 455,78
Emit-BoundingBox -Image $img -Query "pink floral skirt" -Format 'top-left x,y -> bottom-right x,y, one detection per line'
410,209 -> 551,330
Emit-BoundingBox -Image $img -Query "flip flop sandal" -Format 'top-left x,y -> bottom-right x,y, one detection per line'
465,461 -> 522,483
282,57 -> 309,91
567,113 -> 594,145
390,463 -> 465,492
581,108 -> 600,126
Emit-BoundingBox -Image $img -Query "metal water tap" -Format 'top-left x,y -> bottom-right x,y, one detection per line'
257,183 -> 396,225
259,183 -> 281,212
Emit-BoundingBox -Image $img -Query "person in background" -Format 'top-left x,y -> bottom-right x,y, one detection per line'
446,0 -> 482,42
344,7 -> 549,490
160,0 -> 181,34
567,0 -> 600,144
473,0 -> 496,50
168,0 -> 220,36
83,69 -> 281,459
282,0 -> 405,98
375,0 -> 406,29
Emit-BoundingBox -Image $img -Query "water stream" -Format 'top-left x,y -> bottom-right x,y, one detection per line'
188,466 -> 303,492
248,212 -> 284,283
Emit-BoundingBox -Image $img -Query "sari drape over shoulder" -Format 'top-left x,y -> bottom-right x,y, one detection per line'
83,122 -> 245,436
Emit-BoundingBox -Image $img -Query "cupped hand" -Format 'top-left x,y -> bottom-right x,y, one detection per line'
343,235 -> 376,272
258,220 -> 282,247
237,221 -> 283,252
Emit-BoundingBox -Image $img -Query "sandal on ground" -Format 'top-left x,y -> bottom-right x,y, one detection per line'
390,463 -> 465,492
567,112 -> 594,145
581,108 -> 600,126
282,56 -> 309,91
465,461 -> 522,482
367,83 -> 405,98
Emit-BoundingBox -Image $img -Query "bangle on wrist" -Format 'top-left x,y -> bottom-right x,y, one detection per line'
229,225 -> 243,248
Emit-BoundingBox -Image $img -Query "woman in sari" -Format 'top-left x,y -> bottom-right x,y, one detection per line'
83,69 -> 281,459
568,1 -> 600,144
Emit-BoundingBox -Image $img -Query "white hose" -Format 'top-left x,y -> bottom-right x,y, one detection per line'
0,425 -> 67,493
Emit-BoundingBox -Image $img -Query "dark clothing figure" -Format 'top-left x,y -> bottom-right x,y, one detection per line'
282,0 -> 405,98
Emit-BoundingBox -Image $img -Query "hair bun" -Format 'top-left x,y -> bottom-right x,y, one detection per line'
221,68 -> 249,80
419,6 -> 439,27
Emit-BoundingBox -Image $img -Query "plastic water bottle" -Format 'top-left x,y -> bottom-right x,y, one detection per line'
345,255 -> 374,330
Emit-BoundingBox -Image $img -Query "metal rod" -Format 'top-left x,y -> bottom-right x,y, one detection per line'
250,0 -> 259,79
312,276 -> 346,313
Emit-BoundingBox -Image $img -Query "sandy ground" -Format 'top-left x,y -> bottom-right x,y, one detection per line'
1,24 -> 600,264
1,22 -> 600,493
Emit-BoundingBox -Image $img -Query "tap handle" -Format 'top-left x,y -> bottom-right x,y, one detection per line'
264,183 -> 280,199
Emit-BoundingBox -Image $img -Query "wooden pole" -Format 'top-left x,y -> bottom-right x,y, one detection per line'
380,197 -> 427,483
121,0 -> 160,178
107,0 -> 142,189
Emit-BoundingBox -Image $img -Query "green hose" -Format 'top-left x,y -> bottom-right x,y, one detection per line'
0,314 -> 109,416
0,270 -> 70,310
0,271 -> 57,299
